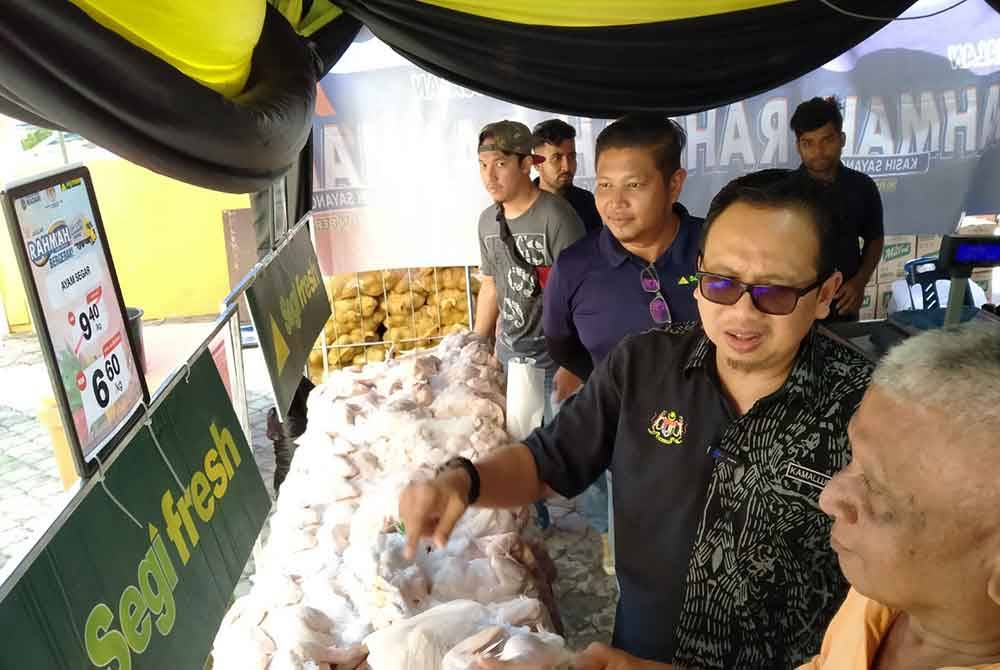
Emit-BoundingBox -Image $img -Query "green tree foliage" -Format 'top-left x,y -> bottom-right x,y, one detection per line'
20,127 -> 52,150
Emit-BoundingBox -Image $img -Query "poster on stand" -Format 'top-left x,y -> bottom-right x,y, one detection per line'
1,165 -> 148,475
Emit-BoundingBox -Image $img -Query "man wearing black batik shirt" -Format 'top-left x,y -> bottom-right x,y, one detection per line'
399,171 -> 873,670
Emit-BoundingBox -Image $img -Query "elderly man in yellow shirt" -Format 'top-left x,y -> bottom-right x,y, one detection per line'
802,322 -> 1000,670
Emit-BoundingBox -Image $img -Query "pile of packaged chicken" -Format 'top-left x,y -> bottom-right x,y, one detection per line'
214,331 -> 574,670
308,267 -> 479,380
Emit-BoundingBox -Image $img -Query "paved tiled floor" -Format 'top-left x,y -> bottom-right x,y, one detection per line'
0,334 -> 66,570
0,327 -> 616,649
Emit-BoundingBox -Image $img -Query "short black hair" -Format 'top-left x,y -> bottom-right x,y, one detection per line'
595,113 -> 686,181
532,119 -> 576,149
790,96 -> 844,137
702,169 -> 836,279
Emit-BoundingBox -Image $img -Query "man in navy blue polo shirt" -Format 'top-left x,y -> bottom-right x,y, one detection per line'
400,170 -> 873,670
542,113 -> 703,574
544,113 -> 702,389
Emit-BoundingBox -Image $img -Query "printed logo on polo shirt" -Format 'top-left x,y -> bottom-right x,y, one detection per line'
677,274 -> 698,286
648,409 -> 686,446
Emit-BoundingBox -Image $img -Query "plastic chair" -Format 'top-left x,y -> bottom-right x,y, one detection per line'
903,256 -> 975,310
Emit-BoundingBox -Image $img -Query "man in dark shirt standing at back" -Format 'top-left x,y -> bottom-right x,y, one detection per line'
792,96 -> 884,321
532,119 -> 603,235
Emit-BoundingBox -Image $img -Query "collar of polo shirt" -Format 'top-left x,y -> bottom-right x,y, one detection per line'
599,202 -> 696,268
680,324 -> 822,405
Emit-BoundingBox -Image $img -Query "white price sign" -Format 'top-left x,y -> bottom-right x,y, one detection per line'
69,285 -> 108,354
77,331 -> 132,432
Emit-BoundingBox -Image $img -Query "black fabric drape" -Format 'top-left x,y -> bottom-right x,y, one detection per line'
309,11 -> 364,77
0,2 -> 356,193
336,0 -> 916,118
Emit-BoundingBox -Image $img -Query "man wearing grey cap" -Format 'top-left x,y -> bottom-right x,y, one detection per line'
474,119 -> 585,422
474,121 -> 585,416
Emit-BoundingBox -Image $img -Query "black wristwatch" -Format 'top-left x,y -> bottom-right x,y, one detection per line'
436,457 -> 480,505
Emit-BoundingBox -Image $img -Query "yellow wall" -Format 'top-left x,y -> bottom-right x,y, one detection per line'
0,214 -> 30,328
1,158 -> 249,330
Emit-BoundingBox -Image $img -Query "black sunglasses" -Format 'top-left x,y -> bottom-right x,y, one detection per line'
695,271 -> 825,316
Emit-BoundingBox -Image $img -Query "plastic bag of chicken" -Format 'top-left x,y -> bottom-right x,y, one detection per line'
441,625 -> 573,670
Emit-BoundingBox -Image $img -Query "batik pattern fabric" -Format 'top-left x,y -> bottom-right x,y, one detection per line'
672,329 -> 873,669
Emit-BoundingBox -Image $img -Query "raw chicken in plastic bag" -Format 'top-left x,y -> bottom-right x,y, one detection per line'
364,598 -> 552,670
442,625 -> 574,670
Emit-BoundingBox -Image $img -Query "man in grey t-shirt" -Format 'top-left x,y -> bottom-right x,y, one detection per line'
474,120 -> 585,420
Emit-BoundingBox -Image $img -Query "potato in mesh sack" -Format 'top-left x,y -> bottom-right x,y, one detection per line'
325,270 -> 403,300
327,330 -> 379,365
443,308 -> 470,327
439,266 -> 481,293
427,288 -> 467,311
351,346 -> 386,366
382,326 -> 423,344
324,311 -> 385,343
382,322 -> 440,351
323,274 -> 350,302
342,270 -> 408,298
384,305 -> 439,330
381,291 -> 427,315
332,295 -> 379,322
391,267 -> 435,295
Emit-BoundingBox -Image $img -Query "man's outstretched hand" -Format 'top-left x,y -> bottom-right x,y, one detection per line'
397,469 -> 470,560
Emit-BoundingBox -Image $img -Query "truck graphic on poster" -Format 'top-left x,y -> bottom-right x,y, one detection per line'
72,215 -> 97,251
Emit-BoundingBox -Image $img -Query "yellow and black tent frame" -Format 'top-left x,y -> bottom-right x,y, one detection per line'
4,0 -> 993,193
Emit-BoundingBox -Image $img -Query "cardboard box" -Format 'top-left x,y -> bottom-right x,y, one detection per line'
877,235 -> 917,283
957,224 -> 999,237
916,235 -> 943,259
859,237 -> 878,286
957,214 -> 998,236
971,268 -> 996,303
875,281 -> 897,319
859,284 -> 877,320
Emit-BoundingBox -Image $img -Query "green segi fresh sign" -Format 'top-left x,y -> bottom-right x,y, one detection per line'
0,349 -> 270,669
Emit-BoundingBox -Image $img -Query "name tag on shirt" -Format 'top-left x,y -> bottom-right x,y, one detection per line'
784,462 -> 831,491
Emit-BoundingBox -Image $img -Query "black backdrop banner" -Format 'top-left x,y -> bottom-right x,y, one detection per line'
308,1 -> 1000,276
335,0 -> 917,118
